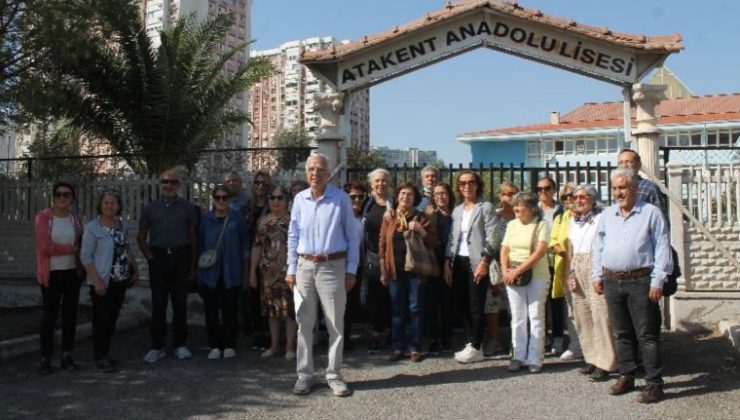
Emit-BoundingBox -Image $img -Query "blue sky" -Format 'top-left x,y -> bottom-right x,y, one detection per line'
252,0 -> 740,165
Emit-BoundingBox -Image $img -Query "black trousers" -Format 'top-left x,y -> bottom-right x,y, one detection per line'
200,278 -> 241,349
546,266 -> 565,339
422,275 -> 453,345
365,272 -> 391,334
90,280 -> 127,361
40,269 -> 82,359
604,275 -> 663,384
451,256 -> 489,349
149,247 -> 189,349
344,269 -> 362,341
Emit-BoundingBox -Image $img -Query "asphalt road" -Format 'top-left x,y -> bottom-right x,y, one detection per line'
1,326 -> 738,420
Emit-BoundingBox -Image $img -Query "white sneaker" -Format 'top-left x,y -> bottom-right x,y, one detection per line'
222,348 -> 236,359
207,348 -> 221,360
285,351 -> 296,361
174,346 -> 192,360
454,343 -> 484,364
549,337 -> 564,355
143,349 -> 165,364
560,349 -> 583,361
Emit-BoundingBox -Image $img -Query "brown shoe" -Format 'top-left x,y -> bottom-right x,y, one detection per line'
410,352 -> 423,363
636,384 -> 664,404
389,350 -> 404,362
608,375 -> 635,396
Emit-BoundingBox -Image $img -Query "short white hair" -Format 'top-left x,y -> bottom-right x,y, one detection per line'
610,167 -> 638,186
305,153 -> 331,172
367,167 -> 391,184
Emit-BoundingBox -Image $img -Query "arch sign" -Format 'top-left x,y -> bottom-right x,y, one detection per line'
301,1 -> 682,92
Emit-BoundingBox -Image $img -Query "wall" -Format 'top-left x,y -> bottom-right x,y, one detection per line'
470,140 -> 526,166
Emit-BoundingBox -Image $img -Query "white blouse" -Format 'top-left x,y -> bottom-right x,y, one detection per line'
568,212 -> 601,254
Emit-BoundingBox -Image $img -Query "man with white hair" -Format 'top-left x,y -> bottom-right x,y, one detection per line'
592,167 -> 672,404
286,154 -> 360,397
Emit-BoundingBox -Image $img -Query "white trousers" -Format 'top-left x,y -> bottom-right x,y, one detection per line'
506,278 -> 549,367
294,258 -> 346,380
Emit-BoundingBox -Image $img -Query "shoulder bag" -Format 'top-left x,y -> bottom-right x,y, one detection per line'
198,215 -> 229,269
404,215 -> 439,277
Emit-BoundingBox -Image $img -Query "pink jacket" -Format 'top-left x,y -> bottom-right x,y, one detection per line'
34,208 -> 83,286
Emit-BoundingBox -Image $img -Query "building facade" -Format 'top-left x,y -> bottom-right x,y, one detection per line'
248,37 -> 370,171
374,146 -> 437,167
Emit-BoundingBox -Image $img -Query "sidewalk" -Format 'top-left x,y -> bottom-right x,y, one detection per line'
1,325 -> 738,420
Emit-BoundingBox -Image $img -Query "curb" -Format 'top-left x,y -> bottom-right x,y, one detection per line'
718,319 -> 740,355
0,312 -> 148,361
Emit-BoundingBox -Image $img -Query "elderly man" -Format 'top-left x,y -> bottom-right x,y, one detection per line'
138,169 -> 197,363
417,165 -> 439,211
287,154 -> 360,397
592,167 -> 672,404
617,149 -> 667,218
223,170 -> 250,217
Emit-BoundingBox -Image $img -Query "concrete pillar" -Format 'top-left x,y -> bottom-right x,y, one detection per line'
666,161 -> 688,293
314,92 -> 345,185
631,83 -> 666,178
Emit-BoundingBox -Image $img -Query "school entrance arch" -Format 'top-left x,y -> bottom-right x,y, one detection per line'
299,0 -> 683,179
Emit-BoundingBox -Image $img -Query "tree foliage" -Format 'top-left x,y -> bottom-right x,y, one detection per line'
23,121 -> 96,180
347,146 -> 385,169
21,0 -> 273,174
273,128 -> 311,172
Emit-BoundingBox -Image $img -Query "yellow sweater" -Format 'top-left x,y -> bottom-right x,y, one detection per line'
548,210 -> 571,299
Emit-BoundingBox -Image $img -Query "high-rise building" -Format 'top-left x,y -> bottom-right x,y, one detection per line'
374,147 -> 438,168
248,37 -> 370,171
141,0 -> 253,172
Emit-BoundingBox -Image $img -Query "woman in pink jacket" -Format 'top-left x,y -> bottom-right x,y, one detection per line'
34,182 -> 84,375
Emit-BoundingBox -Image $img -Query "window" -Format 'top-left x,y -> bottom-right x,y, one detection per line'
608,138 -> 618,152
597,139 -> 607,153
679,133 -> 690,147
707,131 -> 718,146
691,133 -> 702,146
719,130 -> 731,145
542,140 -> 554,154
585,139 -> 595,153
527,141 -> 541,158
575,140 -> 585,154
554,140 -> 564,154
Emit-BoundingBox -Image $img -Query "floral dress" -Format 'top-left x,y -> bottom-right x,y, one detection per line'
254,213 -> 293,319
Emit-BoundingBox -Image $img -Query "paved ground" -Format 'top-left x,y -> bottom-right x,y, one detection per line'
1,325 -> 738,420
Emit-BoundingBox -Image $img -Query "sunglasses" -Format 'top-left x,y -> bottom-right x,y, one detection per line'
458,180 -> 477,187
349,194 -> 365,201
500,191 -> 516,197
268,195 -> 285,201
254,180 -> 268,187
536,186 -> 552,192
160,179 -> 179,185
54,191 -> 72,199
213,194 -> 230,202
572,195 -> 590,201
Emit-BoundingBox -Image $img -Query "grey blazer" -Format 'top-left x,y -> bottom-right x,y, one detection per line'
446,199 -> 503,269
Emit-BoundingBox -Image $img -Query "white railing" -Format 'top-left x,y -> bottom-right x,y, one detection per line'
681,164 -> 740,226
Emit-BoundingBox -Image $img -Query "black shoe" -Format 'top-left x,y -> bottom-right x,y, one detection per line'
578,364 -> 596,375
95,358 -> 117,373
39,358 -> 53,376
608,375 -> 635,396
441,341 -> 453,353
428,340 -> 441,356
60,355 -> 79,371
367,338 -> 381,354
589,368 -> 610,382
636,383 -> 664,404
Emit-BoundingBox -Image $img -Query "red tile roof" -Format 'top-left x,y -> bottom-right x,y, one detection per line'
460,93 -> 740,138
301,0 -> 683,63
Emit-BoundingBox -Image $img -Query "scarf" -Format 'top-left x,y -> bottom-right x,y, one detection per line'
396,208 -> 412,231
573,212 -> 595,227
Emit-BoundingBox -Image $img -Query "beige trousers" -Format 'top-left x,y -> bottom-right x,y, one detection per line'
570,253 -> 616,371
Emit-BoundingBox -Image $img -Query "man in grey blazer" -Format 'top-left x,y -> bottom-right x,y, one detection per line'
443,170 -> 504,363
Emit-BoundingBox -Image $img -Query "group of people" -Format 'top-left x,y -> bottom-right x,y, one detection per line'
33,149 -> 672,403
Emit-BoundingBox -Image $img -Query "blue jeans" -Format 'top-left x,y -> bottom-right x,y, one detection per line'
388,272 -> 423,353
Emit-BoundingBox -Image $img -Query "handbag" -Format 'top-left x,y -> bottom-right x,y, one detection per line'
198,215 -> 229,269
403,222 -> 439,277
508,218 -> 542,287
364,249 -> 381,278
489,258 -> 503,286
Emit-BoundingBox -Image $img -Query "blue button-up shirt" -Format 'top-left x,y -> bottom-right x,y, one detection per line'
287,185 -> 361,275
592,200 -> 673,289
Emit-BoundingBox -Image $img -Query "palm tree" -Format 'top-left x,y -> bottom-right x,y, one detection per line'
23,0 -> 272,174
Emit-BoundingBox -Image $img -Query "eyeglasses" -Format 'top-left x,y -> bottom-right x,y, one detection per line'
160,179 -> 179,185
458,180 -> 477,187
500,191 -> 516,197
348,194 -> 365,201
268,195 -> 285,201
562,194 -> 573,200
254,180 -> 267,187
213,194 -> 230,202
536,186 -> 552,192
572,195 -> 590,201
54,191 -> 72,198
433,192 -> 448,197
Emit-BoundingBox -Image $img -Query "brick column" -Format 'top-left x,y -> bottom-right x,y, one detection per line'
632,83 -> 666,178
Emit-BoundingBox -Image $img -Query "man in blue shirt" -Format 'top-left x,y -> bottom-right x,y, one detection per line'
592,167 -> 672,404
286,154 -> 360,397
617,149 -> 667,219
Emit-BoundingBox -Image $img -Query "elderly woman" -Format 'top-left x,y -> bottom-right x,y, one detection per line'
34,182 -> 84,375
566,184 -> 616,381
363,168 -> 394,353
379,182 -> 435,362
250,185 -> 296,360
198,185 -> 250,360
549,183 -> 582,360
501,192 -> 549,373
445,170 -> 501,364
81,190 -> 140,372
